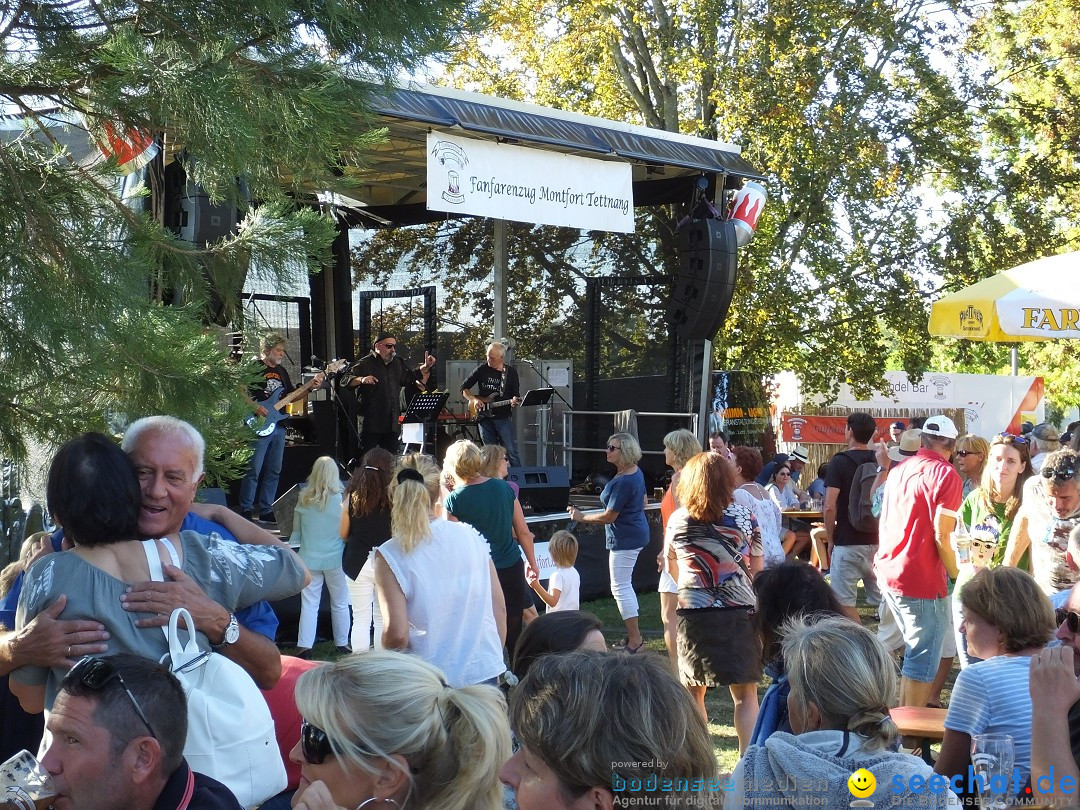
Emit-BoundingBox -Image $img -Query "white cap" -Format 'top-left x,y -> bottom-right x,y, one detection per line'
921,415 -> 958,440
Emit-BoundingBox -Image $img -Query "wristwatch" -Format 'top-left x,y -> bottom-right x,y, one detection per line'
212,613 -> 240,650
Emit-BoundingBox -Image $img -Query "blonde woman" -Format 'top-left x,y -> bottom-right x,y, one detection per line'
569,432 -> 649,653
657,429 -> 701,672
375,453 -> 507,686
733,616 -> 957,808
291,650 -> 510,810
955,434 -> 991,499
444,440 -> 537,653
292,455 -> 350,658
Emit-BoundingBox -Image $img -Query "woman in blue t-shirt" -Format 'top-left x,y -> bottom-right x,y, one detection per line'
568,432 -> 649,652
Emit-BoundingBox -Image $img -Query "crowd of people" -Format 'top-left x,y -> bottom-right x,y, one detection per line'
4,407 -> 1080,809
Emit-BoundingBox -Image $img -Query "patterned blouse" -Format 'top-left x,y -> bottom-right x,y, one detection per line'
665,502 -> 761,610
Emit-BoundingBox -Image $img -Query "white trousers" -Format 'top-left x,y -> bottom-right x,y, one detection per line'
609,548 -> 642,620
298,566 -> 351,649
347,555 -> 383,651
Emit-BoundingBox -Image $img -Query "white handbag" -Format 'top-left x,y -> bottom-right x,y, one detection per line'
142,539 -> 287,808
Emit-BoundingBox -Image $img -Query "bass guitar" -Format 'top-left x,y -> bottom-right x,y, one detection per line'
468,395 -> 517,421
245,358 -> 347,437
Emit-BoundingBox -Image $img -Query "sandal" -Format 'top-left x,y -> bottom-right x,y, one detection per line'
623,640 -> 646,654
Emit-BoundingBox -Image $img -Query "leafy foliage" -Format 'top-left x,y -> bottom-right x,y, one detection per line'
0,0 -> 474,481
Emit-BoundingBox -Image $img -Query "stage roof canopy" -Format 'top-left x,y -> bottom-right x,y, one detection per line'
328,83 -> 765,227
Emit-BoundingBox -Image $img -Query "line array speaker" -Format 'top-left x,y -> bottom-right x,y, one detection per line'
667,218 -> 739,341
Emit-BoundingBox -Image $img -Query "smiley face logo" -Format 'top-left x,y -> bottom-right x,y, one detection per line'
848,768 -> 876,798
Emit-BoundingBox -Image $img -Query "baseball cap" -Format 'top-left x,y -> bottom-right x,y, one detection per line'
789,446 -> 810,464
888,429 -> 923,462
921,415 -> 959,440
1032,423 -> 1060,442
890,421 -> 906,431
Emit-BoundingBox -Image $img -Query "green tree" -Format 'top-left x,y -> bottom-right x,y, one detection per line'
0,0 -> 474,481
353,0 -> 998,402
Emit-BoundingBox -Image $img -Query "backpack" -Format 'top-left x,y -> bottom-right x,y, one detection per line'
844,451 -> 879,533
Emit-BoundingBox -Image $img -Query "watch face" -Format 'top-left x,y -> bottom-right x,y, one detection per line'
224,616 -> 240,644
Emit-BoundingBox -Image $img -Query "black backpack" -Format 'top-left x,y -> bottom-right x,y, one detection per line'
844,451 -> 879,533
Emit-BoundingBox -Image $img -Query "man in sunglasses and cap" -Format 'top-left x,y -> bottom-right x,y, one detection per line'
343,332 -> 437,456
41,653 -> 240,809
1006,447 -> 1080,598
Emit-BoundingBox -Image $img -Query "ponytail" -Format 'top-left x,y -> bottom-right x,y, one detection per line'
389,454 -> 441,552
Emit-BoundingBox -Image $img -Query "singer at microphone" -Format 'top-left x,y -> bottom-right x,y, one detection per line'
342,331 -> 437,456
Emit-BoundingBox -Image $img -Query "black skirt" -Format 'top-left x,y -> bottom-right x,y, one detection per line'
676,606 -> 762,687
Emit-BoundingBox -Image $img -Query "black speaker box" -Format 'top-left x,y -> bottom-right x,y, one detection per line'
667,218 -> 738,341
507,466 -> 571,514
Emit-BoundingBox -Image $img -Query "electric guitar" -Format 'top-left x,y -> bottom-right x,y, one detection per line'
245,358 -> 347,437
468,395 -> 518,421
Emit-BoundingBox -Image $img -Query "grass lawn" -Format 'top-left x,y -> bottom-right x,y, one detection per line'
283,581 -> 958,777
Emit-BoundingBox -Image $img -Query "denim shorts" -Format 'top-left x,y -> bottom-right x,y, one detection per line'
881,589 -> 949,683
828,544 -> 881,607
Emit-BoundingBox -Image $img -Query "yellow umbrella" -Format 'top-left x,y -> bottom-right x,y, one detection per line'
928,251 -> 1080,341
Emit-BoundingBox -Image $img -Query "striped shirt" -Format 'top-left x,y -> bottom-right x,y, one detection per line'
944,654 -> 1036,784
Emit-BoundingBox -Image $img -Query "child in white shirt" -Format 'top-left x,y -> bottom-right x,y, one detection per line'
527,530 -> 580,612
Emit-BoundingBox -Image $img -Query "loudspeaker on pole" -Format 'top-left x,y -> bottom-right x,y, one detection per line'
667,218 -> 739,341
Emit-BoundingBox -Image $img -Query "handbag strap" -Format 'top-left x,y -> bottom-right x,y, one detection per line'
142,538 -> 165,582
141,538 -> 192,647
711,522 -> 754,582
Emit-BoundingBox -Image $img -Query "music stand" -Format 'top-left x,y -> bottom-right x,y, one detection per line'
520,388 -> 554,407
401,391 -> 450,454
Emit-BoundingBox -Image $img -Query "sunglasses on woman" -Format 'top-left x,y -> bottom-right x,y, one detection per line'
994,432 -> 1028,444
301,719 -> 333,765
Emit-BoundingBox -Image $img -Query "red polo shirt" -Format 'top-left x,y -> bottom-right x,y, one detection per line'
875,448 -> 963,599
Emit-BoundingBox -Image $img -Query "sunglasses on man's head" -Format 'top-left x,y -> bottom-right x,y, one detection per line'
1057,609 -> 1080,634
301,719 -> 333,765
70,656 -> 156,738
1042,466 -> 1078,482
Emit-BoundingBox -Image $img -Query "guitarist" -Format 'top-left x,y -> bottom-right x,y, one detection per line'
240,332 -> 323,525
461,340 -> 521,467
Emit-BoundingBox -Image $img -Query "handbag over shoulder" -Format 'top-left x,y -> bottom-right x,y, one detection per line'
142,539 -> 286,809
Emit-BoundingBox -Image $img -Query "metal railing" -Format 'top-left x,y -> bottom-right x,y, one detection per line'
560,409 -> 698,474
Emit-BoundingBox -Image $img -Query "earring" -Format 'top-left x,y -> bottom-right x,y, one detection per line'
355,799 -> 401,809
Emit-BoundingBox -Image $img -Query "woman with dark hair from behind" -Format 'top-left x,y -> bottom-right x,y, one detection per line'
11,433 -> 306,713
501,651 -> 718,810
510,610 -> 606,679
733,615 -> 958,808
341,447 -> 394,652
749,560 -> 845,746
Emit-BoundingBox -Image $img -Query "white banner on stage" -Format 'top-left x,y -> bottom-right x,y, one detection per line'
426,131 -> 635,233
